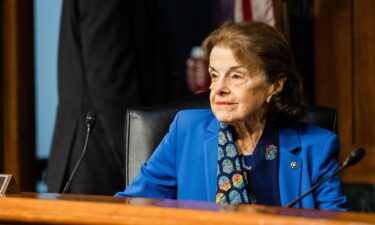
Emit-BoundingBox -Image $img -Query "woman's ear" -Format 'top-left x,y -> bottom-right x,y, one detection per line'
266,73 -> 286,103
274,73 -> 286,93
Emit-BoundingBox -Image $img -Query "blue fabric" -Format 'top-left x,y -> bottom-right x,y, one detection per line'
115,109 -> 347,211
244,155 -> 252,166
244,123 -> 281,206
216,123 -> 249,203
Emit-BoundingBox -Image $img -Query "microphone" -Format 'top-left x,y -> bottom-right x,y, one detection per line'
286,148 -> 365,208
342,148 -> 365,168
85,111 -> 96,133
62,111 -> 96,193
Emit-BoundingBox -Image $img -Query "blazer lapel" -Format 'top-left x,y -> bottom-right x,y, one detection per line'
201,117 -> 304,205
279,126 -> 302,207
203,116 -> 219,202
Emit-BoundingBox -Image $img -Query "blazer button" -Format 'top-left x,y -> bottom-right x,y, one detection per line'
290,161 -> 298,169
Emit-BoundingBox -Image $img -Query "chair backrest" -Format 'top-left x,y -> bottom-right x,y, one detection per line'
124,92 -> 337,186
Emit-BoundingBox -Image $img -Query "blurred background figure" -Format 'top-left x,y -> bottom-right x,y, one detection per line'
46,0 -> 185,195
186,47 -> 210,94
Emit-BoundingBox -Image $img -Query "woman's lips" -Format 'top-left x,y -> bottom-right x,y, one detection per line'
215,101 -> 234,106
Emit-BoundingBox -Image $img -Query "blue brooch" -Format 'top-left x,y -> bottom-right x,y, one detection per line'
264,144 -> 278,160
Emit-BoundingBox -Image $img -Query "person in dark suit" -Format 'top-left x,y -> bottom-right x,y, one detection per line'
46,0 -> 185,195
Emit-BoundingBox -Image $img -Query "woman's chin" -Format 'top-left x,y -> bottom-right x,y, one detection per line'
213,113 -> 237,124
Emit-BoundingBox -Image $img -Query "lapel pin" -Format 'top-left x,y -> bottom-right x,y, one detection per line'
290,161 -> 298,169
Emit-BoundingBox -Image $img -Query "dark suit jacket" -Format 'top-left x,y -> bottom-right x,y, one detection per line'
46,0 -> 185,195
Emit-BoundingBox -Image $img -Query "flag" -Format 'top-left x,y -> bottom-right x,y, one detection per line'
234,0 -> 275,26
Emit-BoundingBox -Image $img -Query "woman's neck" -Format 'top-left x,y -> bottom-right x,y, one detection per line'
233,119 -> 266,155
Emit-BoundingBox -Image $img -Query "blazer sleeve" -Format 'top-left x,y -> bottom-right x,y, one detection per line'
114,113 -> 180,199
312,133 -> 347,210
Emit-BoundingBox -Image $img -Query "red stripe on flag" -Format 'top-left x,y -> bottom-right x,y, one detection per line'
242,0 -> 253,21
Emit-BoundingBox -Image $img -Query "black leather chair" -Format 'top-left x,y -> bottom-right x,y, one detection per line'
123,92 -> 337,186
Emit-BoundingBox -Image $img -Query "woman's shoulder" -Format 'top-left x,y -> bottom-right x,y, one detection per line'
279,122 -> 340,165
281,121 -> 339,152
174,109 -> 216,128
279,121 -> 338,148
176,108 -> 213,117
280,121 -> 336,135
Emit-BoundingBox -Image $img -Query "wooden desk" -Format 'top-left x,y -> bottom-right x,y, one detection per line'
0,193 -> 374,224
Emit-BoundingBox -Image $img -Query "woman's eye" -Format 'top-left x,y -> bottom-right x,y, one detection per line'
232,74 -> 242,79
210,73 -> 218,80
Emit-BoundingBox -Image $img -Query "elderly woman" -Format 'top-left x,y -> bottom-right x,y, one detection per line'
115,22 -> 347,210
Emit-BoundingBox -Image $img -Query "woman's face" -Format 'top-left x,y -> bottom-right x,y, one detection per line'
209,46 -> 276,125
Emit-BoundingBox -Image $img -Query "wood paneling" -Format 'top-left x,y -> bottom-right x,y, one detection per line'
353,1 -> 375,145
1,0 -> 36,191
315,0 -> 375,183
0,1 -> 4,172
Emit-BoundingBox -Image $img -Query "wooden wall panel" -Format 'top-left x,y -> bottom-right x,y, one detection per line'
0,2 -> 4,172
1,0 -> 36,191
314,0 -> 353,176
315,0 -> 375,183
353,1 -> 375,146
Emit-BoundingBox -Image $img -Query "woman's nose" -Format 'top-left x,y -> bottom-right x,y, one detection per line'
210,77 -> 229,94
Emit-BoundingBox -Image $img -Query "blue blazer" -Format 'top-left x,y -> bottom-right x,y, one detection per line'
116,109 -> 347,210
